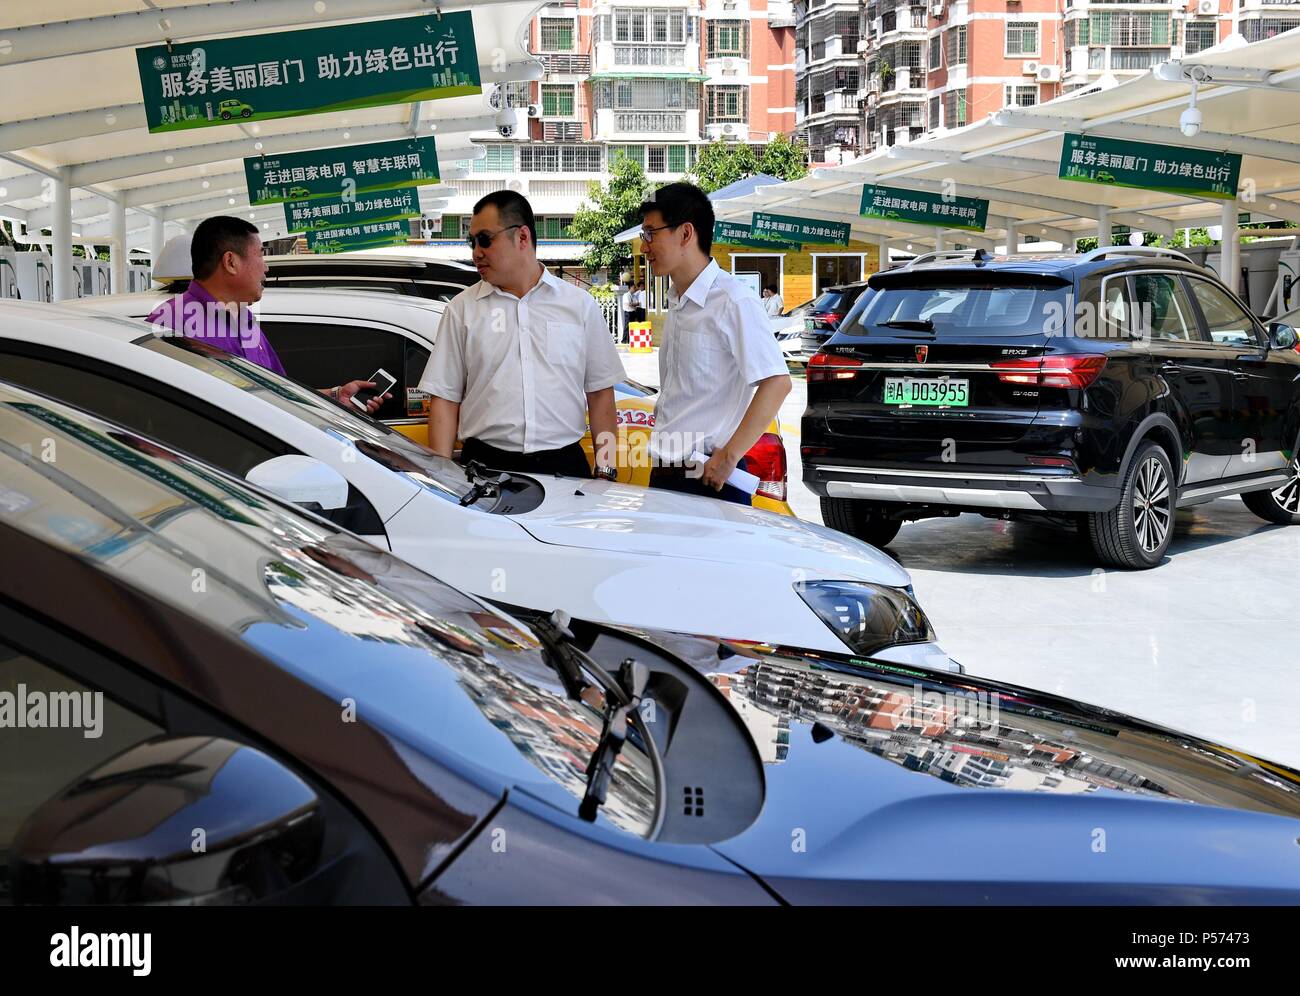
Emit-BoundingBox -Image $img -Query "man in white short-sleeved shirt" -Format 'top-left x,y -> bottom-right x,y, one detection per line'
420,191 -> 625,479
640,182 -> 791,505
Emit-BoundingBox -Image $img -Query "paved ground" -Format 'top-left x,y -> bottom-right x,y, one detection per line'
621,347 -> 1300,768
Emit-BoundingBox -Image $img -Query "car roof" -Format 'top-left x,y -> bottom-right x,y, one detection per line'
879,250 -> 1220,282
55,285 -> 447,328
264,253 -> 476,274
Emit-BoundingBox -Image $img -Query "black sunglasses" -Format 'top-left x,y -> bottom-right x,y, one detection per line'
466,224 -> 523,249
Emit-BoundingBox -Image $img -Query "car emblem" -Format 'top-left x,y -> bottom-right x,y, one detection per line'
915,345 -> 929,363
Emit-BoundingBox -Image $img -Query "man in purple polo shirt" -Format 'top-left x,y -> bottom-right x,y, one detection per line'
147,216 -> 387,412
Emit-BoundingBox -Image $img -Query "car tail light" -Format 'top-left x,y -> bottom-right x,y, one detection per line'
990,354 -> 1107,389
745,431 -> 787,501
807,352 -> 859,383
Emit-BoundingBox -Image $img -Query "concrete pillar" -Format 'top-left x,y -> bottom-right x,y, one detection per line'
149,214 -> 165,280
878,234 -> 891,271
51,177 -> 73,301
934,229 -> 945,253
1096,205 -> 1111,248
1220,200 -> 1238,290
110,200 -> 127,294
1004,218 -> 1018,257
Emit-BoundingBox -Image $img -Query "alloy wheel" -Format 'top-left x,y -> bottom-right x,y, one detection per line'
1132,455 -> 1172,554
1271,456 -> 1300,514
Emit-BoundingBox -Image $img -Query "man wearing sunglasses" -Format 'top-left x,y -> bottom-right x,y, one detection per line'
640,182 -> 791,505
419,191 -> 624,480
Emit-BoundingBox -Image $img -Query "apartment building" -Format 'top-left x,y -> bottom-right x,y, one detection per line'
793,1 -> 1251,164
429,1 -> 798,259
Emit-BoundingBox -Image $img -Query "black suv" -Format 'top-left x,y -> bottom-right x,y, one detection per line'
803,247 -> 1300,569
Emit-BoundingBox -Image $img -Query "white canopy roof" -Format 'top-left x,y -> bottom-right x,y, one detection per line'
0,0 -> 541,250
713,29 -> 1300,259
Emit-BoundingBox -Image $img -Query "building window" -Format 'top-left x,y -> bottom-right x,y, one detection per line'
540,216 -> 574,239
929,95 -> 940,130
1241,16 -> 1300,42
943,88 -> 967,128
929,35 -> 941,70
668,144 -> 687,173
614,7 -> 685,44
541,84 -> 575,117
1064,19 -> 1089,48
1184,20 -> 1216,55
539,17 -> 575,52
1005,21 -> 1039,57
946,25 -> 967,67
472,145 -> 517,172
708,20 -> 749,58
609,144 -> 645,168
519,145 -> 604,172
503,82 -> 532,109
1088,12 -> 1170,47
594,78 -> 692,110
1004,84 -> 1038,108
706,85 -> 748,123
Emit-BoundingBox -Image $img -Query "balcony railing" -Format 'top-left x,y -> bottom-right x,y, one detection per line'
614,46 -> 686,67
616,112 -> 686,132
541,53 -> 591,74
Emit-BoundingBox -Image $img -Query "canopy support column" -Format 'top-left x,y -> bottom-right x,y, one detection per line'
51,176 -> 73,301
110,200 -> 127,293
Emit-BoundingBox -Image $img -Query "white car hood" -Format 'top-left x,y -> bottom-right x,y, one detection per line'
512,478 -> 912,587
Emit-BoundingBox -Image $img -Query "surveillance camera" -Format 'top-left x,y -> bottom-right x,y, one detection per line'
489,85 -> 503,111
495,106 -> 515,138
498,123 -> 515,138
1180,105 -> 1202,138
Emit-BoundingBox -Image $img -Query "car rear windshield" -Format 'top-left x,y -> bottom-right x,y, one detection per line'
811,290 -> 849,313
843,277 -> 1071,338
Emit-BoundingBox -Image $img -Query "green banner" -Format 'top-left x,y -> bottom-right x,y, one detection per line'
1059,132 -> 1241,201
712,221 -> 801,250
136,12 -> 480,133
245,137 -> 440,205
752,212 -> 850,246
859,184 -> 988,233
306,220 -> 410,254
285,185 -> 422,233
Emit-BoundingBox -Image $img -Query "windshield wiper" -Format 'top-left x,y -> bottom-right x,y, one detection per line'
878,319 -> 935,332
526,610 -> 600,704
580,657 -> 649,823
459,459 -> 510,507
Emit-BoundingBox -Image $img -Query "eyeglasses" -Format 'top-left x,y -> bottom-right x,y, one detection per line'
466,224 -> 522,249
639,222 -> 681,245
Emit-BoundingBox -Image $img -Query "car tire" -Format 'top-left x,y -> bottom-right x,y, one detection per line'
1087,440 -> 1175,569
241,109 -> 252,118
1241,456 -> 1300,525
220,111 -> 231,119
820,497 -> 904,548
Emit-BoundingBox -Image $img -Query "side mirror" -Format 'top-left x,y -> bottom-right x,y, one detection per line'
13,736 -> 325,905
246,454 -> 348,510
1268,322 -> 1298,351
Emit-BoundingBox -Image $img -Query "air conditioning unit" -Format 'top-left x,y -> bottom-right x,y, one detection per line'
1022,60 -> 1040,75
722,57 -> 736,70
721,123 -> 736,134
1036,64 -> 1061,82
723,0 -> 738,9
931,2 -> 945,16
527,103 -> 542,118
1197,0 -> 1216,14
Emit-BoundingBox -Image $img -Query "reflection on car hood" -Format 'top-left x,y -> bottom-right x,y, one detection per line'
638,631 -> 1300,902
513,479 -> 911,586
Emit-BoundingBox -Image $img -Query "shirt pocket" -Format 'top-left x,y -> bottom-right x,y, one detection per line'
677,328 -> 727,381
545,321 -> 584,370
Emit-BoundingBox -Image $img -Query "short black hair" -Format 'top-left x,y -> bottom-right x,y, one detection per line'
191,215 -> 259,280
472,190 -> 537,249
640,181 -> 713,256
765,283 -> 779,294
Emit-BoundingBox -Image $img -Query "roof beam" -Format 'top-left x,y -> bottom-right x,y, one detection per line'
0,104 -> 146,155
0,0 -> 542,78
801,170 -> 1177,236
63,119 -> 493,186
885,146 -> 1062,176
991,111 -> 1300,166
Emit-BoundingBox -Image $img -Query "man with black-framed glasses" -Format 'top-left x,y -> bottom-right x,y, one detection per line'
419,191 -> 624,479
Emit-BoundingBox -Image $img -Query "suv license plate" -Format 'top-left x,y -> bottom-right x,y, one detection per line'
883,377 -> 969,407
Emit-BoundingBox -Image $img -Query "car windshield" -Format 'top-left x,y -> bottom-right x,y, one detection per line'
811,290 -> 848,313
844,279 -> 1069,337
137,335 -> 475,503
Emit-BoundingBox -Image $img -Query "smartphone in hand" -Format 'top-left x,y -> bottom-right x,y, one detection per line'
350,368 -> 397,411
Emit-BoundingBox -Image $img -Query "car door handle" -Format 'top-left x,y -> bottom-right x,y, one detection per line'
1159,362 -> 1182,377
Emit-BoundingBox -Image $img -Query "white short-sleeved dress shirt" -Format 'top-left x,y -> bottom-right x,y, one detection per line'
419,267 -> 626,453
650,260 -> 789,464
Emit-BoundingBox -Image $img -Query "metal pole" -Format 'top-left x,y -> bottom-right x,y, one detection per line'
1096,205 -> 1111,248
110,200 -> 127,294
1220,200 -> 1237,288
51,176 -> 73,301
1005,218 -> 1018,257
934,229 -> 945,253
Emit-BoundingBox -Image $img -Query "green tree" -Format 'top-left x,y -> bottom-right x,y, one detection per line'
569,154 -> 649,274
687,135 -> 809,195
